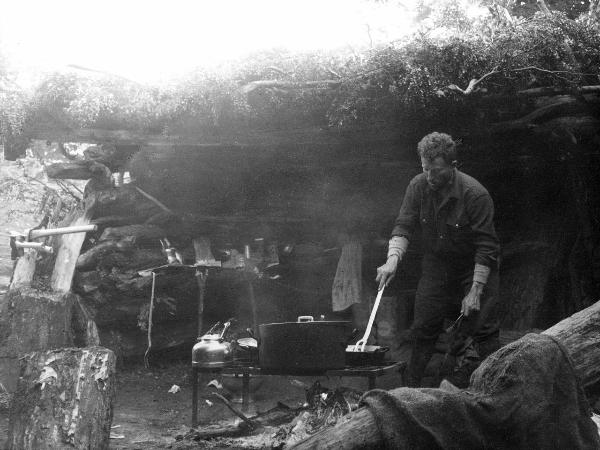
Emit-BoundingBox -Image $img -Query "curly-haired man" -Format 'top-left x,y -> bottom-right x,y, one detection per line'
376,132 -> 500,388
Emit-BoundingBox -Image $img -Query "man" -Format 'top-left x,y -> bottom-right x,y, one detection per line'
376,132 -> 500,388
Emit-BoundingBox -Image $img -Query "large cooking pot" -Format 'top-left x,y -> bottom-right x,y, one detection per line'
258,316 -> 352,372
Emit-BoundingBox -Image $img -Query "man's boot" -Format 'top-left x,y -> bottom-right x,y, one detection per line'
404,340 -> 435,387
443,336 -> 500,389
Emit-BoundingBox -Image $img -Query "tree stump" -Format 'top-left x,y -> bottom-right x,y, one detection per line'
7,347 -> 116,450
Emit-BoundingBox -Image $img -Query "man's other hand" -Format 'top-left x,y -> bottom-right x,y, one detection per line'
461,282 -> 484,316
376,256 -> 399,290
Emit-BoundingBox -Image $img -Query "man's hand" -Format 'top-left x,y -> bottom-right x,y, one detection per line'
461,282 -> 484,316
376,256 -> 399,291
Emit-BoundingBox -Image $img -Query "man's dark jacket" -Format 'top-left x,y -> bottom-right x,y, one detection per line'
391,170 -> 499,269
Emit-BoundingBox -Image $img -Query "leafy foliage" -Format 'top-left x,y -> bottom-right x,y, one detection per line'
2,1 -> 600,144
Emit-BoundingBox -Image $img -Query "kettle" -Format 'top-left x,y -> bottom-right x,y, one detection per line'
192,319 -> 234,368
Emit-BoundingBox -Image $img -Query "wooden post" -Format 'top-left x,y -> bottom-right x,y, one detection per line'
7,347 -> 116,450
195,268 -> 208,337
192,237 -> 220,336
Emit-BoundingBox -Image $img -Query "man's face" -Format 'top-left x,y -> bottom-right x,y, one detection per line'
421,156 -> 454,191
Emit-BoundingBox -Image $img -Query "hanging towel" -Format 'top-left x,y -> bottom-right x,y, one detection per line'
332,239 -> 363,312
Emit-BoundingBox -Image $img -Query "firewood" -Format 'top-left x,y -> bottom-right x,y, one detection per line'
7,347 -> 116,450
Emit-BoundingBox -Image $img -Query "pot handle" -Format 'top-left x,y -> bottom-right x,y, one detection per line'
297,316 -> 314,322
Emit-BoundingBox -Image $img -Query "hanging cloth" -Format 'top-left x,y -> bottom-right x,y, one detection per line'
331,239 -> 363,312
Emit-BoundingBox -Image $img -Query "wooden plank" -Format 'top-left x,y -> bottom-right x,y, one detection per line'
50,204 -> 95,293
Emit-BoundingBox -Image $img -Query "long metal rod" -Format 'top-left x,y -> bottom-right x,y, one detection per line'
29,224 -> 97,239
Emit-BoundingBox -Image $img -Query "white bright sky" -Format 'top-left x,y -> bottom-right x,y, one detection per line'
0,0 -> 486,86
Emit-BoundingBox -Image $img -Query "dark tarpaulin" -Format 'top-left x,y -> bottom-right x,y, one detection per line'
361,333 -> 600,449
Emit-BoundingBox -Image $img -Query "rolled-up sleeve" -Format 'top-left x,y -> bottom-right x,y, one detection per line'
467,193 -> 499,268
391,179 -> 420,240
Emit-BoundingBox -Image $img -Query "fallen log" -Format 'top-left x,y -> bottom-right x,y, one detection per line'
543,300 -> 600,390
291,300 -> 600,449
7,347 -> 116,450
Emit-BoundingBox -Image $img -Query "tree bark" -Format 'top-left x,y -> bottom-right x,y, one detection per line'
7,347 -> 116,450
543,300 -> 600,389
0,288 -> 74,357
291,300 -> 600,449
0,289 -> 75,392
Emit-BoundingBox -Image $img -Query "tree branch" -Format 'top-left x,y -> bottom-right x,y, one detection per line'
446,68 -> 499,95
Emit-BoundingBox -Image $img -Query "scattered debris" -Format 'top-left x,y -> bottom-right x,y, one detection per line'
207,379 -> 223,390
179,380 -> 363,447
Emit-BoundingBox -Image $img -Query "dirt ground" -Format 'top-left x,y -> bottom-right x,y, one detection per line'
0,356 -> 402,449
110,357 -> 402,449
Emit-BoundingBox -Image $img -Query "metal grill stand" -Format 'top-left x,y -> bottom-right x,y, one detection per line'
191,361 -> 406,427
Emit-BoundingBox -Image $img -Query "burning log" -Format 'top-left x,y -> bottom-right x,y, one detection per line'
7,347 -> 116,450
184,402 -> 303,441
291,300 -> 600,449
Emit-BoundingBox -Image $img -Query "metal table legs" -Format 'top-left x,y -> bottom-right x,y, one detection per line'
192,367 -> 199,427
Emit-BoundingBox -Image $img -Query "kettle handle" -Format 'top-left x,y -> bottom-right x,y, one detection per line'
205,321 -> 222,336
219,317 -> 236,339
297,316 -> 314,322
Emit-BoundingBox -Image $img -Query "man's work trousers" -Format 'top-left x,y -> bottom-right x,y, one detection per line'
404,254 -> 500,387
